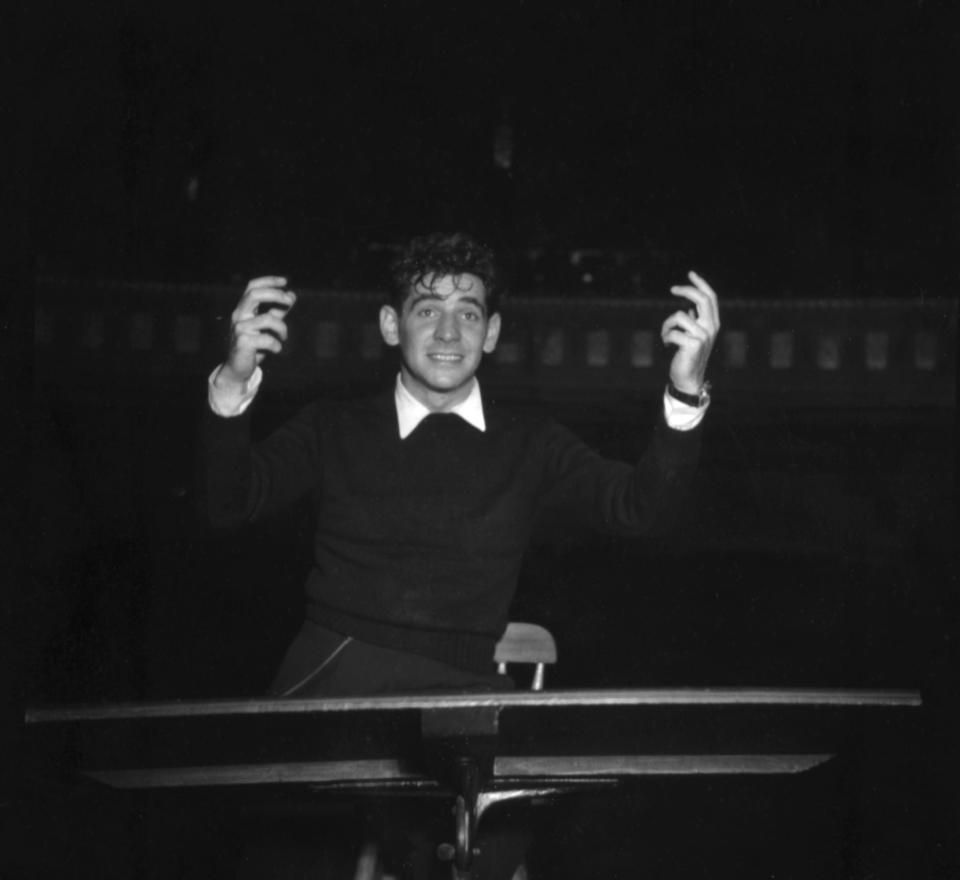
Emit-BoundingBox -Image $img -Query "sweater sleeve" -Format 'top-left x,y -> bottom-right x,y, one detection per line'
537,412 -> 702,537
198,401 -> 323,529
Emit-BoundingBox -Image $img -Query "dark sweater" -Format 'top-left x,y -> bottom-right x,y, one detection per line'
201,390 -> 701,672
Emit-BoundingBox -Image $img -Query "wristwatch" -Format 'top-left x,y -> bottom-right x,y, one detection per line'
667,381 -> 712,408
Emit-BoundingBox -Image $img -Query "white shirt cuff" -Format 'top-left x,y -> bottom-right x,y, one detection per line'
662,388 -> 708,432
208,365 -> 263,417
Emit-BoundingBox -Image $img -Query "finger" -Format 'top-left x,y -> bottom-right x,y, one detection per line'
687,271 -> 716,298
255,290 -> 298,317
238,312 -> 290,341
239,276 -> 290,313
234,287 -> 297,322
258,300 -> 295,317
669,288 -> 719,334
661,328 -> 697,349
240,330 -> 284,355
247,287 -> 296,309
661,310 -> 708,340
262,312 -> 291,340
687,271 -> 721,327
669,284 -> 709,320
245,276 -> 289,293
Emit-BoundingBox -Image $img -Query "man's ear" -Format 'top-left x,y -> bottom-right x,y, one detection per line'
482,312 -> 502,354
379,305 -> 400,347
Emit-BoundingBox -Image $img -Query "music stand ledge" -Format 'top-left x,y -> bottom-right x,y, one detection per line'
25,687 -> 922,878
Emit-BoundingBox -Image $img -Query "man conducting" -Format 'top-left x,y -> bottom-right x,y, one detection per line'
201,231 -> 720,697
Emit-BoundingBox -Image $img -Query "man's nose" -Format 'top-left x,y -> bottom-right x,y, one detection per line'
434,312 -> 460,341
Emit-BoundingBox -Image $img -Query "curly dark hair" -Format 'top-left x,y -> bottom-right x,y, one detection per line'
388,232 -> 503,315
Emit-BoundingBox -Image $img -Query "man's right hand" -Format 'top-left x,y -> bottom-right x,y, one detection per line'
214,276 -> 297,391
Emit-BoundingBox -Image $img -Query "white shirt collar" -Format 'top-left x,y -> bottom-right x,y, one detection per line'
394,374 -> 487,439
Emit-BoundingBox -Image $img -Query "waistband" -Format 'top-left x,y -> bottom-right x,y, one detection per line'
307,602 -> 499,675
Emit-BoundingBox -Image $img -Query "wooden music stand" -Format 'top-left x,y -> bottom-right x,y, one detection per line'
25,687 -> 921,879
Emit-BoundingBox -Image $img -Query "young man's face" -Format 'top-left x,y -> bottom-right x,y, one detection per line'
379,272 -> 501,410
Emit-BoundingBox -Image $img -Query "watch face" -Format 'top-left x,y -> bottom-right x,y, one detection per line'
699,381 -> 712,405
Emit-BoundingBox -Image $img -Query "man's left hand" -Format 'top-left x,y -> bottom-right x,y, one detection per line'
661,271 -> 721,394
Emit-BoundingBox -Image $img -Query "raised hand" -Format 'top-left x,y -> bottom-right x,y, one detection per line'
661,271 -> 721,394
217,276 -> 297,389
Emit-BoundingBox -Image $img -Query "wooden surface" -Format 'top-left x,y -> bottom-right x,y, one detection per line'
24,688 -> 921,797
83,753 -> 836,790
24,687 -> 922,724
494,623 -> 558,665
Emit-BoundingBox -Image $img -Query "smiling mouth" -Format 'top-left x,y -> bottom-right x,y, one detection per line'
428,353 -> 463,362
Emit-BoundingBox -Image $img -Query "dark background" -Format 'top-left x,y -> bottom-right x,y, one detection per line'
10,1 -> 960,877
32,1 -> 957,295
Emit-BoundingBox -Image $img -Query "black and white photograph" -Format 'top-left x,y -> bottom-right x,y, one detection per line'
8,2 -> 958,877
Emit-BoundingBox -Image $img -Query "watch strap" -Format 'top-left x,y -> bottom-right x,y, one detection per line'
667,381 -> 711,407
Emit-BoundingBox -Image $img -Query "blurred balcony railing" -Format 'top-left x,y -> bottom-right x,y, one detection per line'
35,278 -> 956,409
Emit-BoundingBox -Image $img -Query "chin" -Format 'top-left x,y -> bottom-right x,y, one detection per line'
428,377 -> 468,392
424,366 -> 471,385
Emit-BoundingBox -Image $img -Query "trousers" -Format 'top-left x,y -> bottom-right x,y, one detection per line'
268,620 -> 510,697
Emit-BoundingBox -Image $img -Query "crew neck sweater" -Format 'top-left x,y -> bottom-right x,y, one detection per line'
201,390 -> 701,673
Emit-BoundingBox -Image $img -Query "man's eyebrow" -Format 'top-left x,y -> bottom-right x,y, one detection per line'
406,292 -> 487,314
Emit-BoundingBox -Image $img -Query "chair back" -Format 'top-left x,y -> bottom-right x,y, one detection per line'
494,622 -> 557,691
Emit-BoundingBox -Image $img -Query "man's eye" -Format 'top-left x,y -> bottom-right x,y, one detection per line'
418,308 -> 436,318
461,311 -> 480,321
